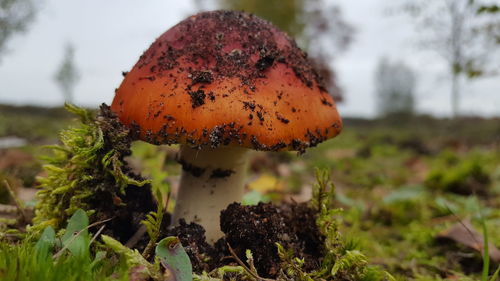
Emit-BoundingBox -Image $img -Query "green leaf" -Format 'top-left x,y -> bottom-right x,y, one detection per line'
242,190 -> 271,205
382,185 -> 425,204
156,237 -> 192,281
61,209 -> 90,258
101,234 -> 154,276
35,226 -> 56,259
90,251 -> 107,270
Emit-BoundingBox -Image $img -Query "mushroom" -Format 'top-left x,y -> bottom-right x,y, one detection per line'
110,10 -> 342,243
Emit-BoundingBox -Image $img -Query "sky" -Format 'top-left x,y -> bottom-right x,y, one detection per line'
0,0 -> 499,118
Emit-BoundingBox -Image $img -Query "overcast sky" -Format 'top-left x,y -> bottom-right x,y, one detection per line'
0,0 -> 499,117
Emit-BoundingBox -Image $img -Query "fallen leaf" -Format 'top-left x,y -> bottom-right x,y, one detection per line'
247,174 -> 284,193
437,219 -> 500,263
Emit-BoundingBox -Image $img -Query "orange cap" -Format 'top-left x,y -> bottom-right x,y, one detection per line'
111,10 -> 342,153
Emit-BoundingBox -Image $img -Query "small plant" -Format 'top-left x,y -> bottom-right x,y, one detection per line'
0,209 -> 129,281
102,233 -> 193,280
0,207 -> 194,281
478,202 -> 500,281
141,189 -> 164,259
308,169 -> 390,281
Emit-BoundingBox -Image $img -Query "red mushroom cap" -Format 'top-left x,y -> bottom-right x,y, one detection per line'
111,10 -> 342,152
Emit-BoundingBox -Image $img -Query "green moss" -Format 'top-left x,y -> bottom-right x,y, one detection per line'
307,170 -> 390,281
31,104 -> 149,233
425,150 -> 493,195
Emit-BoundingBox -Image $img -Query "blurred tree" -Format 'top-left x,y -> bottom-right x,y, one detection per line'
399,0 -> 500,117
478,4 -> 500,14
374,58 -> 416,117
193,0 -> 354,102
477,4 -> 500,44
217,0 -> 305,38
0,0 -> 37,61
54,43 -> 80,104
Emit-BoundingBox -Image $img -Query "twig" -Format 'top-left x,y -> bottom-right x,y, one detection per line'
53,217 -> 113,259
226,243 -> 275,281
165,191 -> 171,214
125,225 -> 147,248
3,180 -> 27,221
444,203 -> 481,247
89,224 -> 106,246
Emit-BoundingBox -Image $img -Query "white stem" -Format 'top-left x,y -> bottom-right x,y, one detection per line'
172,145 -> 249,243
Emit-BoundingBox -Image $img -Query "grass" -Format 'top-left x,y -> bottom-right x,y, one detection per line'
0,211 -> 130,281
0,104 -> 75,143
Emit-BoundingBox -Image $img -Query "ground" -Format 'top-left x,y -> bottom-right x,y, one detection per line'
0,105 -> 499,280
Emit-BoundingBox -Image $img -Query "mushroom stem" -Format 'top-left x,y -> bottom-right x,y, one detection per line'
173,145 -> 249,243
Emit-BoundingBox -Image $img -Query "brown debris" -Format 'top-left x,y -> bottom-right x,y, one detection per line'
89,105 -> 157,245
437,219 -> 500,264
159,202 -> 325,278
220,202 -> 324,278
177,158 -> 206,177
188,89 -> 206,108
210,168 -> 235,179
189,70 -> 213,85
167,219 -> 221,273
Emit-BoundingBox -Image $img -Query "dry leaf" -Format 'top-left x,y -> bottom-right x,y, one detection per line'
437,219 -> 500,263
248,174 -> 284,193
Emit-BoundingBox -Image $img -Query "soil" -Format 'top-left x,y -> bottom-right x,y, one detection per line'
144,10 -> 328,93
88,105 -> 157,245
165,202 -> 324,279
167,219 -> 222,273
188,89 -> 206,108
90,182 -> 156,246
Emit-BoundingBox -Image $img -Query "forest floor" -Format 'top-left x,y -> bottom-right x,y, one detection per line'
0,104 -> 499,280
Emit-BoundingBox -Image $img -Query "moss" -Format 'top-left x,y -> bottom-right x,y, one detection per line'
425,150 -> 492,195
31,104 -> 152,234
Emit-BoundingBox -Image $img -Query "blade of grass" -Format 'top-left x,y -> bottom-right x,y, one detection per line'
3,180 -> 27,221
227,243 -> 275,281
475,193 -> 491,281
488,265 -> 499,281
481,217 -> 489,281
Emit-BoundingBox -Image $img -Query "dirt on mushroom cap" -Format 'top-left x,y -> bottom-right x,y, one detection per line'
111,10 -> 342,153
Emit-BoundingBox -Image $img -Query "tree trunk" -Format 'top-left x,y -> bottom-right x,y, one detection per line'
451,71 -> 460,118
